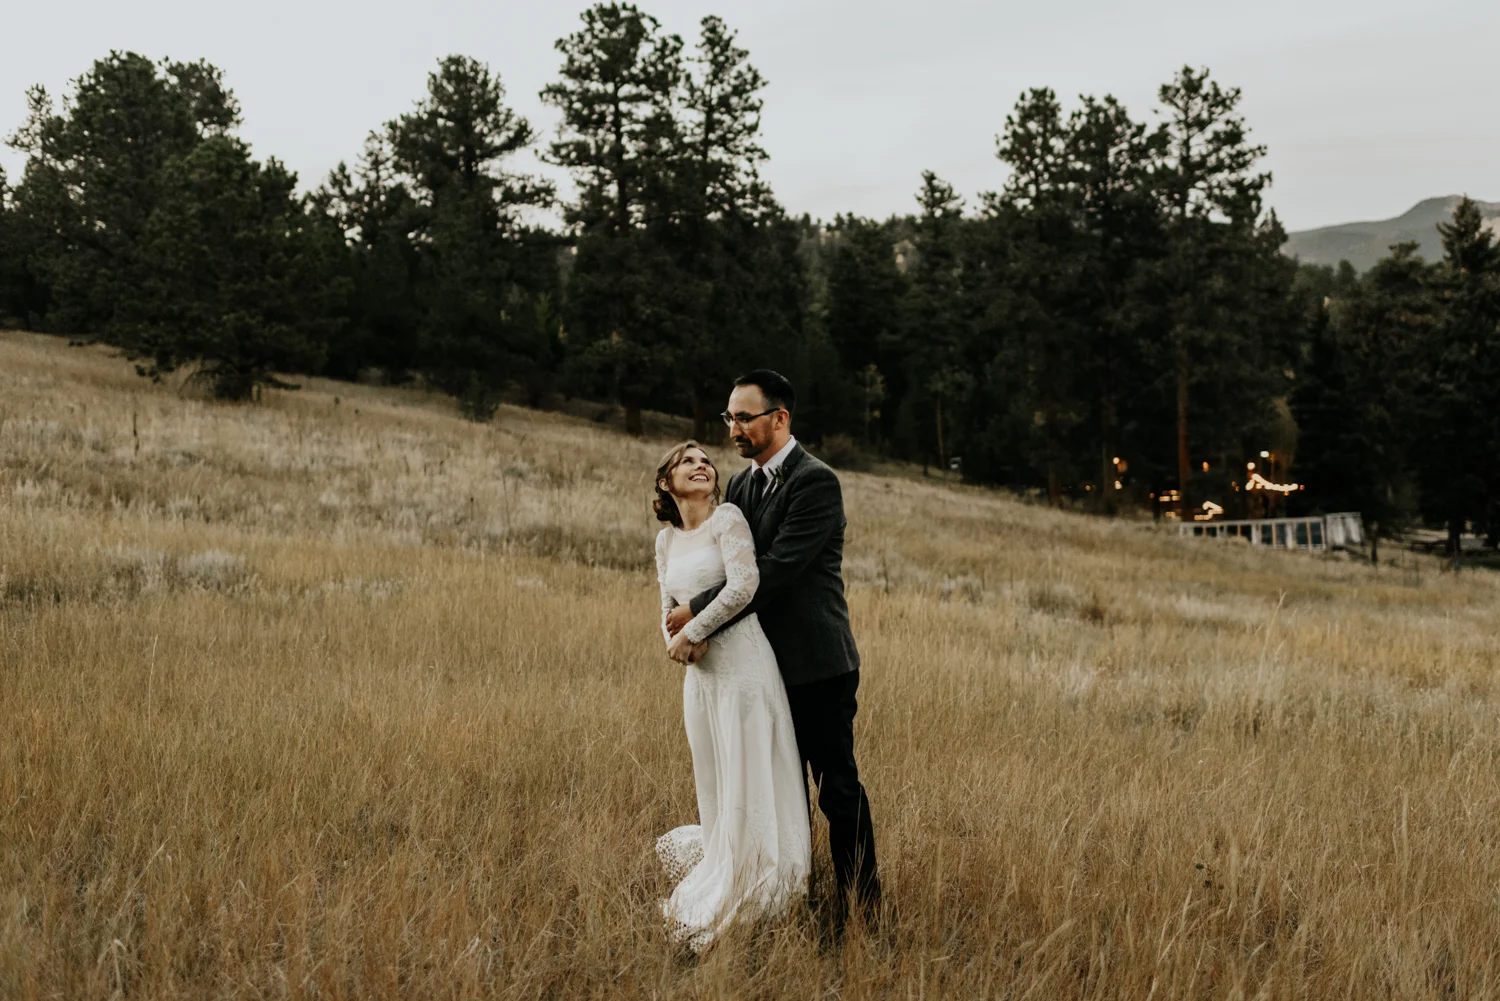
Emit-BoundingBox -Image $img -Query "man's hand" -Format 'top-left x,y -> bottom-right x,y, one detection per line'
665,604 -> 694,637
666,629 -> 699,664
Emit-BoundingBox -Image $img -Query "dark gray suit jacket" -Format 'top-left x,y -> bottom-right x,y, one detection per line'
688,443 -> 860,687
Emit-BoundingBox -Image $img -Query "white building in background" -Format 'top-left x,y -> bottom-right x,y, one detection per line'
1177,512 -> 1364,553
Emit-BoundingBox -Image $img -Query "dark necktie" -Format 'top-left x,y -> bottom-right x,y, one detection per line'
749,467 -> 768,517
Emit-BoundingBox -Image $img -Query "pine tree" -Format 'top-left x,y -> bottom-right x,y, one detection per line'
673,14 -> 780,439
1291,246 -> 1432,560
900,171 -> 970,470
4,53 -> 239,337
1150,67 -> 1281,519
991,87 -> 1089,504
1414,198 -> 1500,563
1064,96 -> 1162,511
0,167 -> 16,323
823,214 -> 909,448
543,3 -> 684,434
387,55 -> 555,418
310,136 -> 423,382
121,137 -> 346,398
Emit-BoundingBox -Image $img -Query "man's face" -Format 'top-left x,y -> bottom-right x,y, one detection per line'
725,385 -> 785,459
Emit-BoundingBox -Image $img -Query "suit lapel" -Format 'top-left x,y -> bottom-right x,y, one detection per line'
728,467 -> 750,512
749,444 -> 805,535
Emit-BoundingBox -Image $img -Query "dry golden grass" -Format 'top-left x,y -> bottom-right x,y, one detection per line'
3,328 -> 1500,999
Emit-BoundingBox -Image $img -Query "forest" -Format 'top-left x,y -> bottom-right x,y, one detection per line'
0,2 -> 1495,553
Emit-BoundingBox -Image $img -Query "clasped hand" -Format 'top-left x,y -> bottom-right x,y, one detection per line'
665,604 -> 694,636
665,605 -> 707,664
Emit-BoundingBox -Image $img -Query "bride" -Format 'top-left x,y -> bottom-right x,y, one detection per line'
652,440 -> 811,952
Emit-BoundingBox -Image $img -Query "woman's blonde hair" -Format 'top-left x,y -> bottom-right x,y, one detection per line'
654,440 -> 720,528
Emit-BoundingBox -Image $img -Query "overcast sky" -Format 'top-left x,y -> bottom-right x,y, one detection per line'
1,0 -> 1494,232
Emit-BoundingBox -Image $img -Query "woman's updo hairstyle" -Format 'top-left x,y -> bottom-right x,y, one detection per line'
654,440 -> 720,529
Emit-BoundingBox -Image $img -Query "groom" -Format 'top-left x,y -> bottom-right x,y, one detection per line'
665,369 -> 881,926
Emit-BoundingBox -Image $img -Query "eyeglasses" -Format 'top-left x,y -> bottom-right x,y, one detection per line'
720,407 -> 781,428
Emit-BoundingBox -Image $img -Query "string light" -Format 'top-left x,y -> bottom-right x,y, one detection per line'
1244,472 -> 1300,494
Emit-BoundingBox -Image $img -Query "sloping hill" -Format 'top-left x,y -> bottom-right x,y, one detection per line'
4,328 -> 1500,997
1284,195 -> 1500,272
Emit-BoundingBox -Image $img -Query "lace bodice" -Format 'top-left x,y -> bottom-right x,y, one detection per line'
655,503 -> 759,645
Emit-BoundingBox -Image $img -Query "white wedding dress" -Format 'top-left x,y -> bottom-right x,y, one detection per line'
653,502 -> 811,952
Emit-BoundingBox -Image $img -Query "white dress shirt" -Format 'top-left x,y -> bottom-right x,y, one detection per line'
752,435 -> 798,494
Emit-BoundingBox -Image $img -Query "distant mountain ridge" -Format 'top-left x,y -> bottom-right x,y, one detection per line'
1283,196 -> 1500,272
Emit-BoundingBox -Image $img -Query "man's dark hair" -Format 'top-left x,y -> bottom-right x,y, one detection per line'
734,369 -> 795,416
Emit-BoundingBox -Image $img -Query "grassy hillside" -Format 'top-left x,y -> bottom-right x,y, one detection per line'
3,329 -> 1500,999
1283,195 -> 1500,272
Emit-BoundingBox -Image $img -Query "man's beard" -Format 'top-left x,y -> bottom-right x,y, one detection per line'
734,437 -> 759,457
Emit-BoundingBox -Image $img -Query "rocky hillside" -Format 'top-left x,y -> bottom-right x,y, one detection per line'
1284,195 -> 1500,272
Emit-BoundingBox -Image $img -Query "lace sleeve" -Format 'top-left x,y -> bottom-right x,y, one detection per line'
655,528 -> 674,645
682,505 -> 759,645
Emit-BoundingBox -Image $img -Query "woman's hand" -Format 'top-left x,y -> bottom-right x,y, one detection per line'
665,604 -> 694,636
667,630 -> 701,664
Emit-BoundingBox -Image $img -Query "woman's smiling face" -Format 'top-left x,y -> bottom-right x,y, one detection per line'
666,447 -> 717,501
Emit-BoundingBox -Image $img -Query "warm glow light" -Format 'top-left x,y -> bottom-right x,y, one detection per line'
1201,461 -> 1210,472
1114,480 -> 1123,490
1260,450 -> 1270,458
1245,472 -> 1300,494
1247,462 -> 1256,471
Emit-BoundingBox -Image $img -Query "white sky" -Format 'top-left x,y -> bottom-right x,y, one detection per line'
1,0 -> 1494,232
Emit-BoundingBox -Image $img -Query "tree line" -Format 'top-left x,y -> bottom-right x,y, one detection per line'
0,3 -> 1495,552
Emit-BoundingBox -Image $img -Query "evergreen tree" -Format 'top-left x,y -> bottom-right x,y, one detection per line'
822,214 -> 909,447
1414,198 -> 1500,562
0,167 -> 16,323
672,14 -> 783,439
1291,246 -> 1432,560
900,171 -> 971,470
389,55 -> 556,417
1149,66 -> 1284,519
5,53 -> 239,337
310,136 -> 423,382
544,3 -> 684,435
775,215 -> 860,446
990,88 -> 1090,503
120,137 -> 346,398
1064,96 -> 1163,511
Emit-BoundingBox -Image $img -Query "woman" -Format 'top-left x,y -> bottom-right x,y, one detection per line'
652,440 -> 810,953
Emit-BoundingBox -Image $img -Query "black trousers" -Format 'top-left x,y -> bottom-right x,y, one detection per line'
784,669 -> 880,914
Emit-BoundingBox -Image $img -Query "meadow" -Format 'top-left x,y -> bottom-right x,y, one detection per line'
3,328 -> 1500,999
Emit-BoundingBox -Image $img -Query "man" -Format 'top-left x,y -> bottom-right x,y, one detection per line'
665,369 -> 881,927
